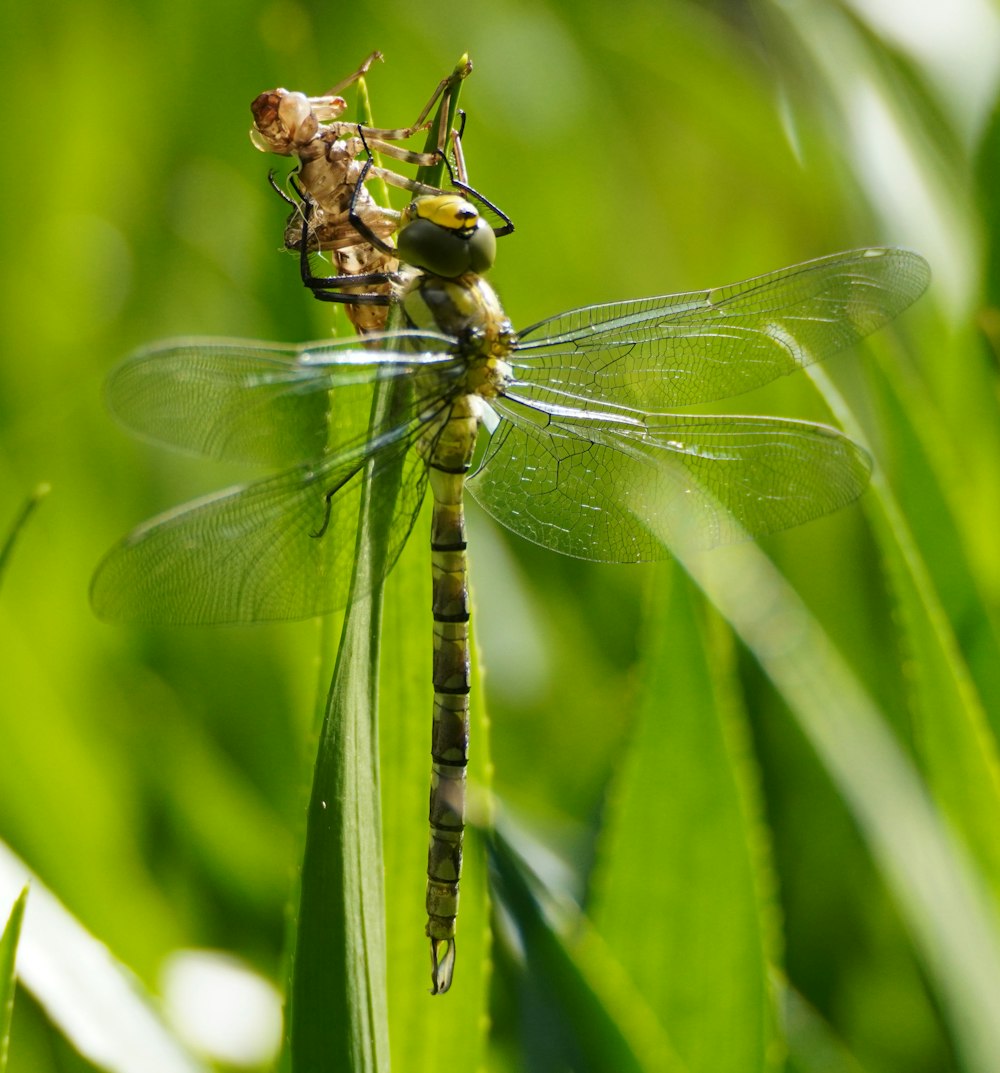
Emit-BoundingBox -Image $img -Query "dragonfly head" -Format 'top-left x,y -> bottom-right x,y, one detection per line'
251,90 -> 322,154
397,194 -> 496,279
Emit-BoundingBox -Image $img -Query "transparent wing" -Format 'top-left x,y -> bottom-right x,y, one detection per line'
106,332 -> 458,467
91,429 -> 430,625
512,248 -> 929,412
468,396 -> 872,562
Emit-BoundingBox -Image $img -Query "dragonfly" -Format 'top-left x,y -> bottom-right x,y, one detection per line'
252,52 -> 479,332
91,175 -> 930,991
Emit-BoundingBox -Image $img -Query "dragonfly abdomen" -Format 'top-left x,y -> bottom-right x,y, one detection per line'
423,398 -> 479,994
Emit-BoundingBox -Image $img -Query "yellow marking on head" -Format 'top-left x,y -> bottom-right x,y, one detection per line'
405,194 -> 479,234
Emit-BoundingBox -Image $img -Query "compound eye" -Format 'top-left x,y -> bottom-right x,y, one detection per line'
466,220 -> 496,273
397,217 -> 469,278
397,195 -> 497,278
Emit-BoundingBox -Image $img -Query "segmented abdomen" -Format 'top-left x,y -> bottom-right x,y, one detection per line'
422,397 -> 479,994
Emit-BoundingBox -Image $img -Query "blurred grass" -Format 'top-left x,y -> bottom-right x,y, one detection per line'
1,1 -> 999,1072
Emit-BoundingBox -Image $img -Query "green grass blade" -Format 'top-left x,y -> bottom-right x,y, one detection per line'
590,565 -> 780,1073
673,536 -> 1000,1073
811,361 -> 1000,897
0,886 -> 27,1073
287,375 -> 412,1072
0,843 -> 208,1072
866,464 -> 1000,888
861,351 -> 1000,707
1,492 -> 44,1073
865,348 -> 1000,712
415,55 -> 471,190
353,68 -> 392,211
491,831 -> 685,1073
288,589 -> 389,1072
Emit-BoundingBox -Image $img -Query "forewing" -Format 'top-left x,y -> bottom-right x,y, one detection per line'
468,399 -> 872,562
513,248 -> 929,411
106,333 -> 457,467
91,436 -> 429,625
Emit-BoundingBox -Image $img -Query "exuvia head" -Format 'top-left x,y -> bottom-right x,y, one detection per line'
396,194 -> 497,279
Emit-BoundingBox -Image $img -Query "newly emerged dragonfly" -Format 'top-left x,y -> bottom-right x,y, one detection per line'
91,181 -> 929,991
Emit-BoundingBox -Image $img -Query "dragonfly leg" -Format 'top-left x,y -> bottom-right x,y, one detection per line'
348,129 -> 400,258
435,148 -> 515,238
321,50 -> 383,97
289,178 -> 398,306
311,490 -> 334,540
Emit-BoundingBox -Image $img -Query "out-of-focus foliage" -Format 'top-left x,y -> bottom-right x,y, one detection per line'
1,1 -> 999,1071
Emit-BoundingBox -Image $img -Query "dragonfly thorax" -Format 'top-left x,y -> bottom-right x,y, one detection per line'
396,194 -> 497,278
403,270 -> 515,396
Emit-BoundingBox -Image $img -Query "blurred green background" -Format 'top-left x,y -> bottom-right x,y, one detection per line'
1,1 -> 999,1071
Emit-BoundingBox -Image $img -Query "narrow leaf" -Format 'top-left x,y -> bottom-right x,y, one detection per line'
591,565 -> 780,1073
673,535 -> 1000,1073
415,55 -> 471,190
287,372 -> 407,1072
0,886 -> 28,1073
0,843 -> 208,1073
491,832 -> 685,1073
813,362 -> 1000,899
353,68 -> 390,208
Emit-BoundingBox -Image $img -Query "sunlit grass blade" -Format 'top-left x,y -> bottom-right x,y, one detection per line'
672,534 -> 1000,1073
1,493 -> 44,1073
861,348 -> 1000,690
353,67 -> 390,208
590,565 -> 780,1073
866,464 -> 1000,886
862,350 -> 1000,711
811,361 -> 1000,898
490,831 -> 685,1073
0,886 -> 27,1073
415,55 -> 470,190
0,843 -> 208,1072
288,586 -> 389,1072
286,375 -> 410,1072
